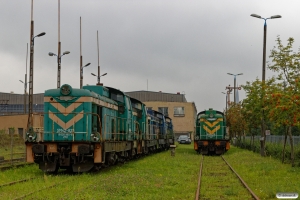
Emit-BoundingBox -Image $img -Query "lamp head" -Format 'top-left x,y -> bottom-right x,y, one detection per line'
271,15 -> 281,19
36,32 -> 46,37
63,51 -> 70,55
250,14 -> 261,19
48,52 -> 56,56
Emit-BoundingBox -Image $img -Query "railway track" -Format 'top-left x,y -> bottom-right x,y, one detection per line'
0,162 -> 34,171
13,178 -> 74,200
195,155 -> 260,200
0,177 -> 37,188
0,157 -> 26,165
0,170 -> 75,200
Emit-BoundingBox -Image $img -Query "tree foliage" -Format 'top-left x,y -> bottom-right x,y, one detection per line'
226,36 -> 300,164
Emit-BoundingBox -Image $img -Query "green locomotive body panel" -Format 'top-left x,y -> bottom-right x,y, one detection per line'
43,84 -> 118,142
195,108 -> 226,140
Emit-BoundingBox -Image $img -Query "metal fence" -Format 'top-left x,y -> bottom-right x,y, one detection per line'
245,135 -> 300,146
0,129 -> 26,167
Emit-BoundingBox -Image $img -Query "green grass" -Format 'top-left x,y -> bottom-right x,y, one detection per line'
240,138 -> 300,166
200,155 -> 253,200
0,130 -> 26,160
0,144 -> 299,199
30,144 -> 201,200
223,146 -> 300,200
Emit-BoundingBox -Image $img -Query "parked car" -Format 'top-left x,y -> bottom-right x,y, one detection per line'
177,135 -> 191,144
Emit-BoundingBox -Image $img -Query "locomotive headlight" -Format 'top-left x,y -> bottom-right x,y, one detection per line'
91,132 -> 100,142
60,84 -> 72,96
26,127 -> 37,142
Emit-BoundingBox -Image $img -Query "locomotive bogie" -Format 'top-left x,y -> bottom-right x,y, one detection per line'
194,140 -> 229,155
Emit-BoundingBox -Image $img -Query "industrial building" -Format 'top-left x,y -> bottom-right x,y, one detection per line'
126,90 -> 197,139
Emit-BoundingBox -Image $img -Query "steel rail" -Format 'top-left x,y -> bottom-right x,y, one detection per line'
13,178 -> 73,200
0,163 -> 34,171
221,155 -> 260,200
0,157 -> 26,165
195,155 -> 203,200
195,155 -> 259,200
0,177 -> 36,188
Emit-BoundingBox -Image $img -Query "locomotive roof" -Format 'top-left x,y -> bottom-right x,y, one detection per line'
44,87 -> 117,105
129,96 -> 144,105
197,109 -> 224,118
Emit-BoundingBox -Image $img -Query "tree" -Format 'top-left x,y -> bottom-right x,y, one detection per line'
267,36 -> 300,166
225,102 -> 246,147
242,78 -> 278,155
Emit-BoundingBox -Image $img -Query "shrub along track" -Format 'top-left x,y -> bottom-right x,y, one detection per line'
195,155 -> 260,200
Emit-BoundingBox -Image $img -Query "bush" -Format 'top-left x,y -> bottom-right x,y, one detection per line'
238,139 -> 300,167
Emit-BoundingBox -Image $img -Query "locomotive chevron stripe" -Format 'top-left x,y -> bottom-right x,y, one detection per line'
50,102 -> 82,116
203,125 -> 220,135
49,110 -> 84,130
200,118 -> 223,128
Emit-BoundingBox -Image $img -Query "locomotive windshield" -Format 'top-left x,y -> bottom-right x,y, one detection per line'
111,93 -> 124,103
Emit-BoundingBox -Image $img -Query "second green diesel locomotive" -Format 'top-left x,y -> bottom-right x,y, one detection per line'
194,108 -> 230,155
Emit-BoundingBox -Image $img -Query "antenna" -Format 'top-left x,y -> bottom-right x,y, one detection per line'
57,0 -> 61,88
97,30 -> 100,85
80,17 -> 83,88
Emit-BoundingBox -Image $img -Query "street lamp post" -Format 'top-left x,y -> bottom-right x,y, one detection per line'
49,51 -> 70,88
28,31 -> 46,130
221,92 -> 228,112
80,63 -> 91,88
251,13 -> 281,156
250,14 -> 281,82
91,72 -> 107,85
19,80 -> 31,114
227,73 -> 243,104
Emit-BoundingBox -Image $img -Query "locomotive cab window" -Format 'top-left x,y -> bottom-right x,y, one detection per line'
111,93 -> 124,103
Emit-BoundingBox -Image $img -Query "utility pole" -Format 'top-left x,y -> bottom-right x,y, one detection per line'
27,0 -> 34,130
225,84 -> 241,106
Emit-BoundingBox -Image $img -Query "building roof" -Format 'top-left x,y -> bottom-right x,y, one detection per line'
125,91 -> 187,102
0,92 -> 44,104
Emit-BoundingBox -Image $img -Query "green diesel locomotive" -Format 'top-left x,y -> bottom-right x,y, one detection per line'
25,84 -> 174,172
194,108 -> 230,155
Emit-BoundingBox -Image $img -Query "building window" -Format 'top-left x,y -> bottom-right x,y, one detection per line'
146,107 -> 152,111
174,107 -> 184,117
158,107 -> 168,116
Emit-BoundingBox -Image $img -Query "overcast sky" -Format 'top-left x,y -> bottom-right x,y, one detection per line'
1,0 -> 300,112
